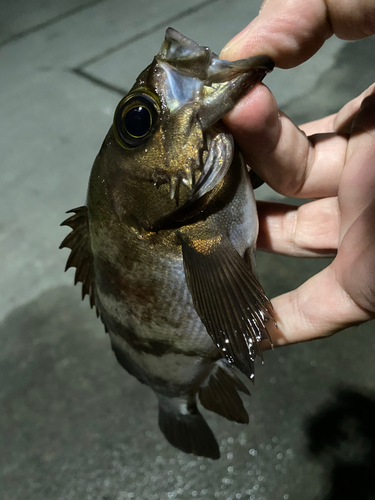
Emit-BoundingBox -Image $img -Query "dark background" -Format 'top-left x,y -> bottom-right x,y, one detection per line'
1,1 -> 375,498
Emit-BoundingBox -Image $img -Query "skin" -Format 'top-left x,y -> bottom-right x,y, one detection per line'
220,0 -> 375,346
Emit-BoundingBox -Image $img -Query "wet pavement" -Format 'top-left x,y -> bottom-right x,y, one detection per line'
1,1 -> 375,499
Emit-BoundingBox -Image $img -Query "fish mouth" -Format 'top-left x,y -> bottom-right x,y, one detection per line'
159,28 -> 274,130
157,28 -> 274,205
149,28 -> 274,230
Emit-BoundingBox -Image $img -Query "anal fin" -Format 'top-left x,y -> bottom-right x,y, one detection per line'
199,360 -> 250,424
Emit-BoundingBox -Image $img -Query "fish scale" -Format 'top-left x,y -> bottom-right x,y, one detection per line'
61,28 -> 275,459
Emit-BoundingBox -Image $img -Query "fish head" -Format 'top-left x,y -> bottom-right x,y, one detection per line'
88,28 -> 274,231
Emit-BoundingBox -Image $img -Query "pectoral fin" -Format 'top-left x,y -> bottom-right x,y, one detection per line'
181,233 -> 274,379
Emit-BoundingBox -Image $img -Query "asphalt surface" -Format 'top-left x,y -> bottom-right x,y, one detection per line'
1,1 -> 375,499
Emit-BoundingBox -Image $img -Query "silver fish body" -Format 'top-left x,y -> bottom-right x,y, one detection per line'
61,28 -> 274,459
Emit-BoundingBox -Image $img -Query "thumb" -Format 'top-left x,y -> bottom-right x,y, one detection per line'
220,0 -> 375,68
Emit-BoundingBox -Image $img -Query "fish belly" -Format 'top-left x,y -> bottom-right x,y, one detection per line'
95,248 -> 218,396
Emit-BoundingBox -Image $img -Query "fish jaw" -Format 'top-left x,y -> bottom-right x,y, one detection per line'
139,28 -> 273,214
155,27 -> 274,129
89,29 -> 274,231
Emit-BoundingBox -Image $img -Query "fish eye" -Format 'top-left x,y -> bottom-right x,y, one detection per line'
114,92 -> 160,148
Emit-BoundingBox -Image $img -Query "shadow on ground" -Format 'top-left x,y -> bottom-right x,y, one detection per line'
307,389 -> 375,500
1,252 -> 375,500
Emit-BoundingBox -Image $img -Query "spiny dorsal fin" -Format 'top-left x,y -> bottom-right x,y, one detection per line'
60,206 -> 97,310
181,234 -> 274,379
199,360 -> 250,424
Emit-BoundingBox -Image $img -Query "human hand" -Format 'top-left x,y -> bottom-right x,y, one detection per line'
220,0 -> 375,346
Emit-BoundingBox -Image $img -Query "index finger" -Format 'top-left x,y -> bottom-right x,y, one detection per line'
221,0 -> 375,68
223,83 -> 375,198
224,83 -> 347,199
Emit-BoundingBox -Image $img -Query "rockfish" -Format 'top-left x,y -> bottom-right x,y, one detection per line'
61,28 -> 275,459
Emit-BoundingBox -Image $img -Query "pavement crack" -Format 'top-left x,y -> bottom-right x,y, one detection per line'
77,0 -> 219,69
70,68 -> 127,96
0,0 -> 109,49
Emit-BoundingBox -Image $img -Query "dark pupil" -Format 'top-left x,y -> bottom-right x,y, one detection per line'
124,106 -> 151,138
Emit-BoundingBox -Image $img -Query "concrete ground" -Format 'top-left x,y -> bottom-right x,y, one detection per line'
1,1 -> 375,499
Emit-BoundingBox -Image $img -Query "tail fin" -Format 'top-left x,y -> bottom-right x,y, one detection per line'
157,395 -> 220,459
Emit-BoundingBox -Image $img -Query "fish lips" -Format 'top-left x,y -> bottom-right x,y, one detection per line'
197,55 -> 274,130
158,27 -> 274,129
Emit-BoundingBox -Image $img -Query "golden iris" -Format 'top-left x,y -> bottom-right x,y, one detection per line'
114,92 -> 160,148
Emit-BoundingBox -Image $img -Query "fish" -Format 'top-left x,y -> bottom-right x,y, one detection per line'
60,28 -> 275,459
